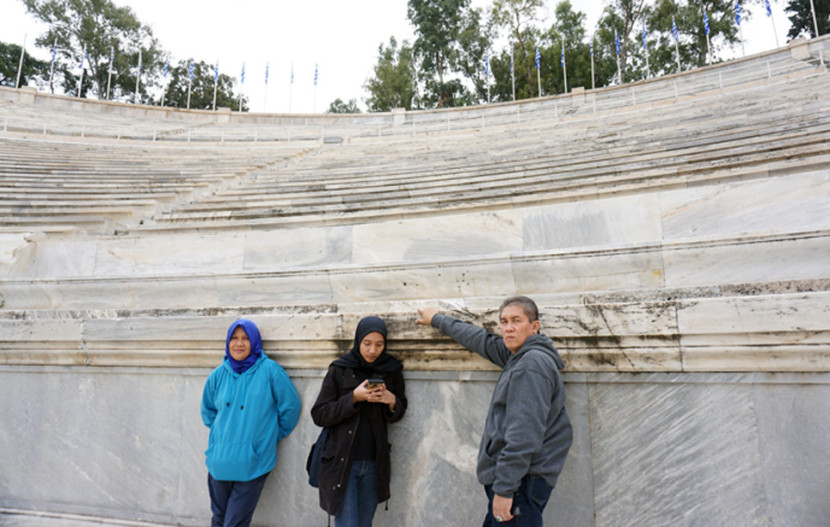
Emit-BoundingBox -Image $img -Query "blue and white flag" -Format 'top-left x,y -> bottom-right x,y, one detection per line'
642,23 -> 648,51
290,64 -> 294,85
264,63 -> 269,85
78,45 -> 87,70
240,62 -> 245,85
214,61 -> 219,83
672,17 -> 679,41
765,0 -> 772,17
615,30 -> 620,56
162,58 -> 168,78
484,53 -> 489,78
137,50 -> 142,76
314,63 -> 318,86
735,1 -> 742,25
188,60 -> 194,81
590,40 -> 594,57
510,47 -> 514,72
703,9 -> 710,35
561,44 -> 565,67
51,40 -> 58,65
535,46 -> 540,69
109,47 -> 114,69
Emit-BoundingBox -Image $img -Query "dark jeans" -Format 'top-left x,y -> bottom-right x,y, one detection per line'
208,472 -> 269,527
483,474 -> 553,527
335,460 -> 378,527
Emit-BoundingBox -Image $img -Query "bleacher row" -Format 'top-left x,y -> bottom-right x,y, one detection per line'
0,37 -> 828,373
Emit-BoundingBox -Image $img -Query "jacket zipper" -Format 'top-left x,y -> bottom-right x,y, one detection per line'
336,413 -> 361,489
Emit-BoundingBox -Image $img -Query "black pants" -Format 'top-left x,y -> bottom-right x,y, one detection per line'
483,474 -> 553,526
208,472 -> 269,527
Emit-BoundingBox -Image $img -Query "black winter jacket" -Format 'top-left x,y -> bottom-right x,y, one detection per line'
310,364 -> 407,516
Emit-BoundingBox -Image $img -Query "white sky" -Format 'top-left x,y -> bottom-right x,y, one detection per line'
1,0 -> 792,114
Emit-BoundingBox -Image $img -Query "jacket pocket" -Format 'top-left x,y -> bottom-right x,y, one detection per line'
206,442 -> 261,481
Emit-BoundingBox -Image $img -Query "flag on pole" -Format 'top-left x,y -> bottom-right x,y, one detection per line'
314,63 -> 318,86
642,23 -> 647,50
765,0 -> 772,17
214,61 -> 219,83
189,60 -> 194,81
561,44 -> 565,67
137,50 -> 142,76
615,30 -> 620,56
109,47 -> 114,70
79,45 -> 87,70
163,58 -> 168,78
704,9 -> 710,35
291,64 -> 294,85
535,46 -> 540,69
735,1 -> 742,25
485,53 -> 489,78
51,39 -> 57,65
264,63 -> 269,85
241,62 -> 245,85
672,17 -> 679,41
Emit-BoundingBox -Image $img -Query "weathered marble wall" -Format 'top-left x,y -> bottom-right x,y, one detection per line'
1,366 -> 827,526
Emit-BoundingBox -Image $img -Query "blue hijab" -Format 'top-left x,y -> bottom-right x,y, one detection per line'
225,319 -> 263,374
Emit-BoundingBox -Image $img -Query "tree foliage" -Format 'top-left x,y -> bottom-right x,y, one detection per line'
160,60 -> 246,111
0,41 -> 50,88
21,0 -> 162,101
364,37 -> 417,111
786,0 -> 830,39
327,98 -> 362,113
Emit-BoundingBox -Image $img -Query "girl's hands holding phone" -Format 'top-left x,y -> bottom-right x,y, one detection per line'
353,379 -> 396,410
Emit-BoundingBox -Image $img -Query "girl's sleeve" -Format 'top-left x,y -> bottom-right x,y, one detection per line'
200,372 -> 218,428
271,365 -> 302,442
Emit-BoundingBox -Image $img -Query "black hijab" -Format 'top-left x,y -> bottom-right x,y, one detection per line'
333,316 -> 402,373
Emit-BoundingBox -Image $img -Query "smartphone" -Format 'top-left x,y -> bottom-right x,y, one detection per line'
366,378 -> 385,388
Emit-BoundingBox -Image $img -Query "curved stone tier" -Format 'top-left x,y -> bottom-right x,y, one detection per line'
1,37 -> 829,526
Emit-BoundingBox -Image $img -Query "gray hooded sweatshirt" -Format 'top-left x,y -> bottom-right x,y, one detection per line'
431,313 -> 573,497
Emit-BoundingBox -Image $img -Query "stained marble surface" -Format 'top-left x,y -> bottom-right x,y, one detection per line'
2,368 -> 828,526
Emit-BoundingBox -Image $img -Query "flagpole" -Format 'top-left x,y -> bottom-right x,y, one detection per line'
642,24 -> 650,78
313,63 -> 318,113
135,49 -> 142,104
808,0 -> 825,65
703,9 -> 711,65
186,60 -> 193,110
485,53 -> 490,103
510,46 -> 515,101
615,30 -> 622,84
106,46 -> 113,100
535,46 -> 541,97
161,59 -> 168,107
263,62 -> 269,113
212,61 -> 218,111
736,1 -> 745,57
77,45 -> 86,97
561,41 -> 567,93
590,39 -> 595,90
48,37 -> 57,93
239,62 -> 245,112
15,34 -> 26,89
766,0 -> 779,48
673,17 -> 681,73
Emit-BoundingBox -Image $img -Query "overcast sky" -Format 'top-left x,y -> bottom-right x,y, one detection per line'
2,0 -> 792,114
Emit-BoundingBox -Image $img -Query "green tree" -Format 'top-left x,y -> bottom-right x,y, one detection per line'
21,0 -> 163,101
407,0 -> 473,107
0,41 -> 50,88
161,60 -> 246,111
490,0 -> 545,97
545,1 -> 592,94
457,6 -> 495,103
327,98 -> 361,113
364,37 -> 417,111
786,0 -> 830,39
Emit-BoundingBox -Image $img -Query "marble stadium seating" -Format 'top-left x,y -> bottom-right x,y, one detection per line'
1,36 -> 828,526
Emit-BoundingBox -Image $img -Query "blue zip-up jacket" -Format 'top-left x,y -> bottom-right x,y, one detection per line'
201,353 -> 301,482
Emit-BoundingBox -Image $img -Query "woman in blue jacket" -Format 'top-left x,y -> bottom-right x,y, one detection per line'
201,319 -> 302,527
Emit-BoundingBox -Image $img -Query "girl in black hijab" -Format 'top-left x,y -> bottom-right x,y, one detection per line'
311,316 -> 407,526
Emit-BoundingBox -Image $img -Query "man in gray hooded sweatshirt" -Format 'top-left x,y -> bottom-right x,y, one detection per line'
417,296 -> 572,526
